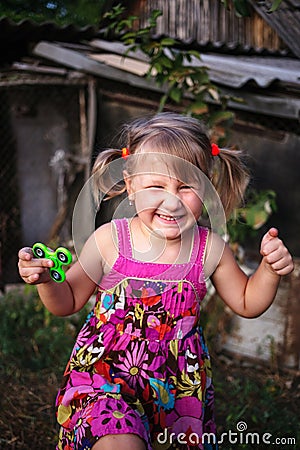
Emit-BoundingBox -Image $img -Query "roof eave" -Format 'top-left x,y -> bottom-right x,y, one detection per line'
32,40 -> 300,120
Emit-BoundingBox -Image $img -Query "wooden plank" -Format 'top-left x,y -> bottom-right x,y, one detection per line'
201,0 -> 210,43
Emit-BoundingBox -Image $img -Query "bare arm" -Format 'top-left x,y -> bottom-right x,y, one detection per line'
211,228 -> 294,318
18,223 -> 114,316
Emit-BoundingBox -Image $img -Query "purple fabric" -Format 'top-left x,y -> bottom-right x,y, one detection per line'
56,219 -> 217,450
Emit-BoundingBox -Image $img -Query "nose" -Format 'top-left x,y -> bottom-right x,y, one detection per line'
161,191 -> 182,211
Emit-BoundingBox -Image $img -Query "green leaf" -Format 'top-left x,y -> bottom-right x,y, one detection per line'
122,31 -> 137,40
189,71 -> 210,85
160,38 -> 177,46
158,94 -> 168,112
245,207 -> 269,230
233,0 -> 251,17
189,102 -> 209,115
157,55 -> 174,68
187,50 -> 202,60
221,0 -> 229,9
268,0 -> 283,12
151,9 -> 163,20
153,62 -> 163,73
169,87 -> 182,103
136,28 -> 151,37
209,110 -> 235,125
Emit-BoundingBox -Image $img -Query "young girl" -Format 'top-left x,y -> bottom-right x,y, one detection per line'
18,113 -> 293,450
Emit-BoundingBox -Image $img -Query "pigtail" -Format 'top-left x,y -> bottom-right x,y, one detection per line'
91,148 -> 127,206
211,148 -> 250,219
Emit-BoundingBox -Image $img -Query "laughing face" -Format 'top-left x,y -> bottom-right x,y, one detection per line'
124,154 -> 204,243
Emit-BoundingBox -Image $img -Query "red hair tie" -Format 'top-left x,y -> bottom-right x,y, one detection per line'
121,147 -> 130,158
211,143 -> 220,156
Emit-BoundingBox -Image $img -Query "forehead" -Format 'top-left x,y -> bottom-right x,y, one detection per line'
135,172 -> 182,185
127,151 -> 203,184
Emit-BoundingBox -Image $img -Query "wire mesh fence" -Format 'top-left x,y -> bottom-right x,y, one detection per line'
0,78 -> 89,285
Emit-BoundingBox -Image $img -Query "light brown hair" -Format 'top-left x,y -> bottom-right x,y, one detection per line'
92,112 -> 249,218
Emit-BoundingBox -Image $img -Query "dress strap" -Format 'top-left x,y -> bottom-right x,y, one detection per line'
190,226 -> 208,266
114,219 -> 208,264
113,218 -> 133,259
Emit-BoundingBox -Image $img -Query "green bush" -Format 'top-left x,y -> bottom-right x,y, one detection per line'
227,189 -> 277,246
0,285 -> 90,376
214,367 -> 299,449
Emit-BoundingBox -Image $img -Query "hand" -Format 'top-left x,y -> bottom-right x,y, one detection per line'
18,247 -> 53,284
260,228 -> 294,276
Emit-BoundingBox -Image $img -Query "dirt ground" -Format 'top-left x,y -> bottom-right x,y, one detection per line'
0,357 -> 299,450
0,369 -> 59,449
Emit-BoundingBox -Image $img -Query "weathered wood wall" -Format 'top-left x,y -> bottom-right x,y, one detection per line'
127,0 -> 285,52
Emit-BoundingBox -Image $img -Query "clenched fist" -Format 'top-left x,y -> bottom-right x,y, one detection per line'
260,228 -> 294,276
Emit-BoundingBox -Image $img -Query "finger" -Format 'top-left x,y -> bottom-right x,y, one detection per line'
267,227 -> 278,239
28,273 -> 43,283
262,247 -> 282,265
264,248 -> 294,274
20,271 -> 44,284
18,247 -> 34,261
20,257 -> 53,269
261,235 -> 283,257
19,266 -> 48,279
276,264 -> 294,276
21,268 -> 52,285
261,227 -> 278,246
269,261 -> 294,276
23,272 -> 43,284
32,258 -> 54,268
263,241 -> 292,268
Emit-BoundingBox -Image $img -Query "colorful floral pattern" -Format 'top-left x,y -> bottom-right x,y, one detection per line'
56,219 -> 217,450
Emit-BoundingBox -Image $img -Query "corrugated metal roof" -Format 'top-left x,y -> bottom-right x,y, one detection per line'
0,13 -> 293,64
88,39 -> 300,89
248,0 -> 300,58
195,54 -> 300,88
0,17 -> 97,42
149,35 -> 290,57
1,15 -> 299,118
31,40 -> 300,120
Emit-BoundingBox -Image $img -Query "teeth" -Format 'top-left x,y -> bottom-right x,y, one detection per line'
159,214 -> 179,221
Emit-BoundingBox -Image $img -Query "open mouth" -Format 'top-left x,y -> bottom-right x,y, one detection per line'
157,213 -> 182,222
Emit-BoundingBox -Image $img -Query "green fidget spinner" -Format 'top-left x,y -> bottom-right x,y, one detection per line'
32,242 -> 72,283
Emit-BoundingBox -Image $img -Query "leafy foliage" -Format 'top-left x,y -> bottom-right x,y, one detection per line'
0,0 -> 108,26
221,0 -> 283,17
227,189 -> 277,245
0,285 -> 90,374
0,1 -> 285,24
104,5 -> 234,136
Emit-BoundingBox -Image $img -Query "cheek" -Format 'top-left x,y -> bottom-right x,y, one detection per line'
135,190 -> 163,207
184,195 -> 203,217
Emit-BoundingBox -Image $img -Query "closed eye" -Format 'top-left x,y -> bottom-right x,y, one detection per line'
180,185 -> 193,190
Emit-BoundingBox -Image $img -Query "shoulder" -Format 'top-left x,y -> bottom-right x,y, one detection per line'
94,221 -> 114,239
93,222 -> 118,271
202,229 -> 226,279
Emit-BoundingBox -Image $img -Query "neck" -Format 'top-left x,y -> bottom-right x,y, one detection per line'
129,218 -> 195,264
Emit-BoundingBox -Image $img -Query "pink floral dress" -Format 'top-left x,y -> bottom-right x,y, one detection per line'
56,218 -> 217,450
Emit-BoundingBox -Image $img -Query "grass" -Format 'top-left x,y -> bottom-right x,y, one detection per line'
213,357 -> 299,449
0,286 -> 299,449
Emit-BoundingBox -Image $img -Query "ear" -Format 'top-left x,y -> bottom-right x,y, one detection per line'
123,170 -> 134,198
